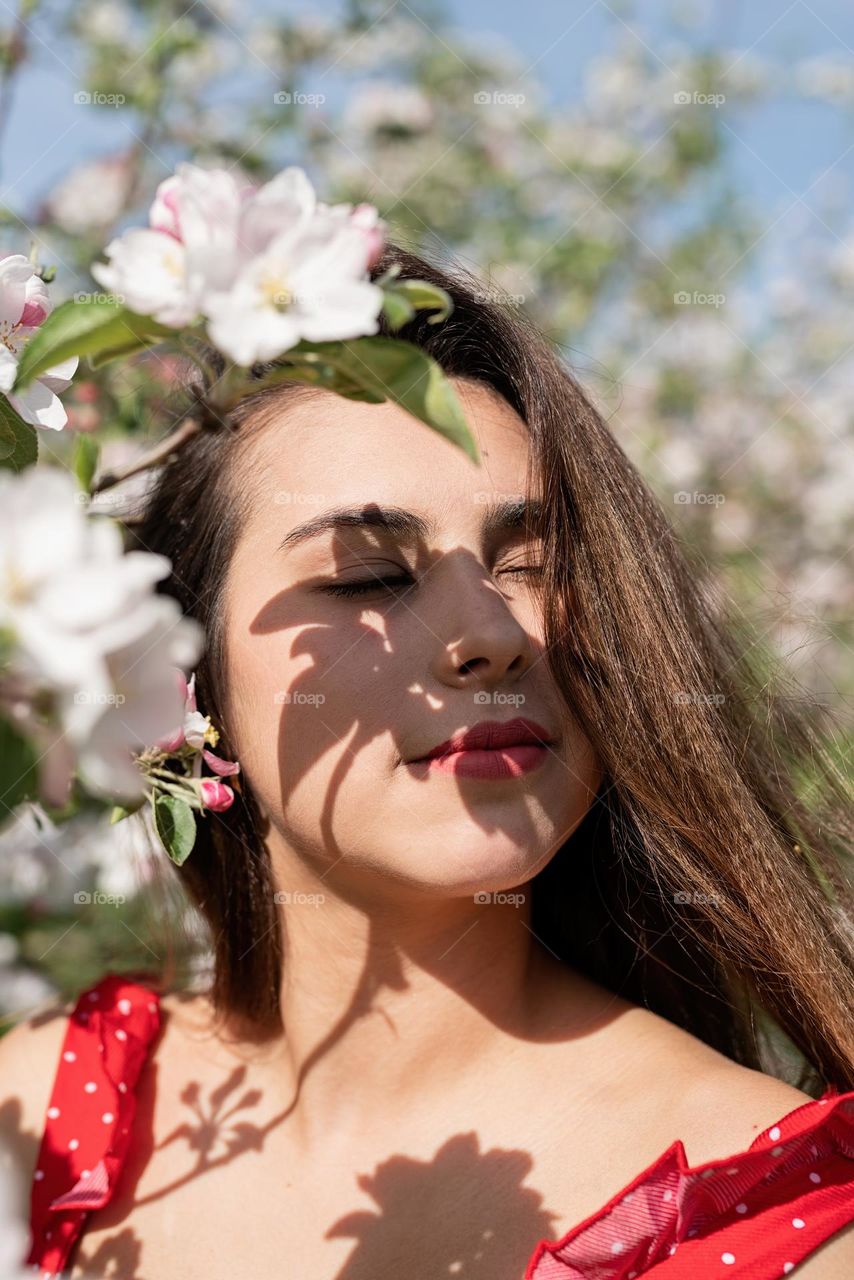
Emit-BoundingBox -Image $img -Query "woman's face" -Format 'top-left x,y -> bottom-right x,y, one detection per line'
222,377 -> 602,903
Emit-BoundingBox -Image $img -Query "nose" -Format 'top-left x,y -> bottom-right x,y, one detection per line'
429,570 -> 536,691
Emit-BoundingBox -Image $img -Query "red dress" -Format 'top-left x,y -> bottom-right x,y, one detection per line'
22,972 -> 854,1279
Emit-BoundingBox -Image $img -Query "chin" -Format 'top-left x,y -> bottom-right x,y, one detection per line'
384,834 -> 559,899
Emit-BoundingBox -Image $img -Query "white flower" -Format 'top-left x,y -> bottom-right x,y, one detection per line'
0,466 -> 204,804
0,252 -> 78,431
43,153 -> 134,235
348,82 -> 435,135
203,217 -> 383,365
90,227 -> 199,327
89,162 -> 386,365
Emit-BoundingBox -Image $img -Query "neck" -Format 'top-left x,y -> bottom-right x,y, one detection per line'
251,846 -> 577,1149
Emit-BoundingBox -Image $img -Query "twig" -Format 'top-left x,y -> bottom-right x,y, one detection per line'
90,412 -> 203,495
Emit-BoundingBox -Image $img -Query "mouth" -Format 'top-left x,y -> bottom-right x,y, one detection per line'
406,717 -> 558,780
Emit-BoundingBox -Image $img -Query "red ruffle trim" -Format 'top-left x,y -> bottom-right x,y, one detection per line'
524,1084 -> 854,1279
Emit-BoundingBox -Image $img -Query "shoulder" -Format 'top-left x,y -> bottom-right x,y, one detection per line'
791,1220 -> 854,1278
0,993 -> 76,1201
0,995 -> 76,1142
656,1011 -> 815,1143
611,999 -> 820,1164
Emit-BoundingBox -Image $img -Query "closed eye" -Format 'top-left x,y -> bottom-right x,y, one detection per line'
321,565 -> 543,599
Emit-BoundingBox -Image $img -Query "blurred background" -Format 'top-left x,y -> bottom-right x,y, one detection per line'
1,0 -> 852,1020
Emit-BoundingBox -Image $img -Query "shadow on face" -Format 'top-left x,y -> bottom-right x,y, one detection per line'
220,377 -> 602,905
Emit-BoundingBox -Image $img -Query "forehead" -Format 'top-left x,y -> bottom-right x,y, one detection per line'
236,377 -> 535,542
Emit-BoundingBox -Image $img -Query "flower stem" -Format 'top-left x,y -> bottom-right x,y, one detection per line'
90,412 -> 204,495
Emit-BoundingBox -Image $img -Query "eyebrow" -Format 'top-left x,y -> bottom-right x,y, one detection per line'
276,498 -> 543,554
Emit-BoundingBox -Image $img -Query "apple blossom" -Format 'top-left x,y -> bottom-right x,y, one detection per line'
198,778 -> 235,812
0,466 -> 204,803
0,253 -> 78,430
89,161 -> 387,365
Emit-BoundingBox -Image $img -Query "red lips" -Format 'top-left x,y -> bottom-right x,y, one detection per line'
412,717 -> 555,761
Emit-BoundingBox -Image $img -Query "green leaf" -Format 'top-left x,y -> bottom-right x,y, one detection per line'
74,433 -> 100,494
0,715 -> 40,813
13,298 -> 176,391
0,396 -> 38,471
255,337 -> 479,462
381,290 -> 416,332
87,336 -> 165,369
154,793 -> 197,866
385,279 -> 454,326
109,797 -> 144,824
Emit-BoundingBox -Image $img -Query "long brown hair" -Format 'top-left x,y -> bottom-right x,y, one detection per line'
128,241 -> 854,1091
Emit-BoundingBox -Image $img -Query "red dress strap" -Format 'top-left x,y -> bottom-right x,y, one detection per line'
25,972 -> 161,1278
525,1083 -> 854,1278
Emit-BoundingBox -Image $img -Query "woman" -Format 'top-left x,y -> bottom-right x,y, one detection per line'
3,242 -> 854,1278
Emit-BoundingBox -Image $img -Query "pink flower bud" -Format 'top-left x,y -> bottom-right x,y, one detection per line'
19,270 -> 51,328
200,779 -> 235,812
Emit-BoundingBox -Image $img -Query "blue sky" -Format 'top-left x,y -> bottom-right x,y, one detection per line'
3,0 -> 854,243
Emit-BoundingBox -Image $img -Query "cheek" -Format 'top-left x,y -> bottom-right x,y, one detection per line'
226,617 -> 404,807
562,722 -> 604,814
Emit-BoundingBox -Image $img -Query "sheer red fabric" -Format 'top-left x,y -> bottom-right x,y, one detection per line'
23,972 -> 854,1278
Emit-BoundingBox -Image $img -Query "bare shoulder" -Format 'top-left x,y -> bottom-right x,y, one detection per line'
152,985 -> 282,1075
0,992 -> 76,1219
629,1003 -> 818,1165
0,995 -> 76,1147
793,1219 -> 854,1278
